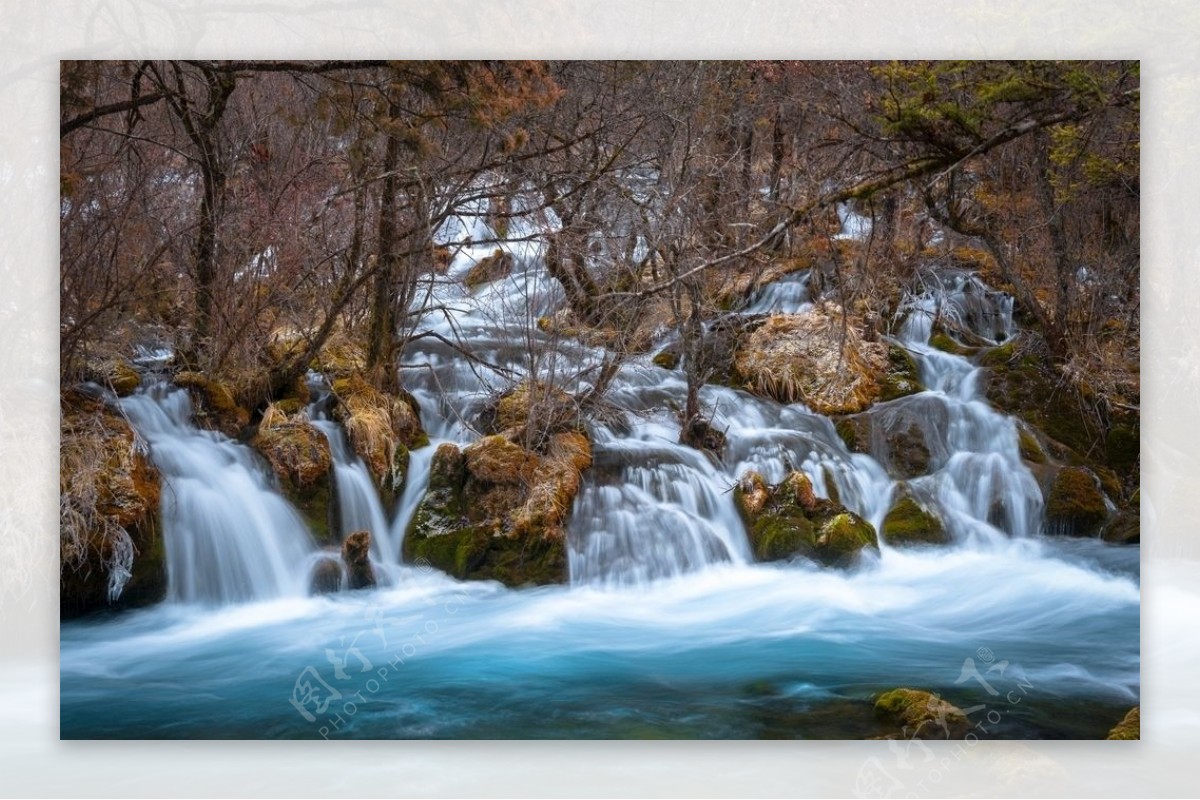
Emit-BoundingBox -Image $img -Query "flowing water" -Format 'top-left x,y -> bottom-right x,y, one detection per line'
61,213 -> 1139,739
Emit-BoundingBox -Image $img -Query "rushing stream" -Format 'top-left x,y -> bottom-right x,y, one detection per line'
60,208 -> 1139,739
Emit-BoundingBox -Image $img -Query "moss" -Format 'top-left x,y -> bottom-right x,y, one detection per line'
405,433 -> 585,588
979,340 -> 1016,368
930,332 -> 970,355
652,349 -> 680,370
882,494 -> 948,546
174,371 -> 250,438
1105,706 -> 1139,740
101,360 -> 141,396
1045,466 -> 1109,536
276,398 -> 303,416
1017,425 -> 1046,463
331,373 -> 428,490
879,345 -> 924,402
834,418 -> 862,452
875,688 -> 969,739
1105,423 -> 1139,471
815,512 -> 878,566
464,435 -> 540,485
755,516 -> 816,561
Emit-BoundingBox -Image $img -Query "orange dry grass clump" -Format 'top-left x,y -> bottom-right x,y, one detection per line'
734,304 -> 887,415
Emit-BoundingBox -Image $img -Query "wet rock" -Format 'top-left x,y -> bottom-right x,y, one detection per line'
679,415 -> 727,458
463,248 -> 515,288
331,373 -> 429,495
404,432 -> 592,587
250,411 -> 335,544
874,688 -> 970,739
1045,466 -> 1109,537
733,470 -> 878,568
173,371 -> 251,438
882,490 -> 949,546
651,348 -> 680,370
341,530 -> 376,590
834,412 -> 932,480
1102,510 -> 1140,545
60,389 -> 166,618
878,345 -> 924,402
308,555 -> 343,595
1105,706 -> 1139,740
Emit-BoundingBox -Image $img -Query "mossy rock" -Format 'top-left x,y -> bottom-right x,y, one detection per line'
405,434 -> 586,588
1045,466 -> 1109,537
1102,510 -> 1140,545
331,373 -> 428,493
463,249 -> 514,288
874,688 -> 969,739
930,332 -> 971,356
652,348 -> 680,370
834,416 -> 868,453
103,360 -> 141,396
1105,706 -> 1139,740
879,345 -> 924,402
1105,423 -> 1139,473
309,555 -> 343,595
251,419 -> 336,544
882,493 -> 948,546
815,512 -> 878,566
60,390 -> 166,618
1017,424 -> 1047,464
174,371 -> 251,438
735,470 -> 875,567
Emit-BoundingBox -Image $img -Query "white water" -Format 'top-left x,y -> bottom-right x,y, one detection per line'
119,384 -> 315,604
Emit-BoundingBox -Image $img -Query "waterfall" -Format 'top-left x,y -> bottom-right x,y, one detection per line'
119,383 -> 315,604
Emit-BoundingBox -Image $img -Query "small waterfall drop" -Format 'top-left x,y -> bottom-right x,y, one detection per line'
120,383 -> 315,604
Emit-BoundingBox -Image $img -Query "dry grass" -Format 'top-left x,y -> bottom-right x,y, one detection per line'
60,393 -> 159,602
332,374 -> 424,489
735,304 -> 887,415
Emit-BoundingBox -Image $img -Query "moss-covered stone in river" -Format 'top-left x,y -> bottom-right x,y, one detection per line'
174,371 -> 251,438
1017,424 -> 1047,463
881,492 -> 948,546
734,470 -> 877,568
251,416 -> 336,544
879,345 -> 924,402
874,688 -> 970,739
652,348 -> 680,370
1105,706 -> 1139,740
930,332 -> 971,356
1045,466 -> 1109,537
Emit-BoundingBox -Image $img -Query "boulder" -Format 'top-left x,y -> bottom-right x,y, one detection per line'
733,470 -> 878,568
331,373 -> 429,496
874,688 -> 970,739
679,415 -> 727,458
60,389 -> 166,617
882,491 -> 949,546
463,248 -> 515,288
835,412 -> 933,480
173,371 -> 251,438
250,410 -> 335,544
404,431 -> 592,587
308,555 -> 343,595
1045,466 -> 1109,537
341,530 -> 376,590
879,345 -> 924,402
1105,706 -> 1139,740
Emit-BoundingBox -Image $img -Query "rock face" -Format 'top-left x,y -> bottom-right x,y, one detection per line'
1045,466 -> 1109,537
404,430 -> 593,587
341,530 -> 376,590
173,371 -> 251,439
733,470 -> 878,568
60,389 -> 166,617
331,373 -> 429,497
1105,706 -> 1139,740
881,490 -> 949,547
251,410 -> 335,544
733,304 -> 890,415
874,688 -> 970,739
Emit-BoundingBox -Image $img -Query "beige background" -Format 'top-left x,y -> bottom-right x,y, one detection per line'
1,1 -> 1192,796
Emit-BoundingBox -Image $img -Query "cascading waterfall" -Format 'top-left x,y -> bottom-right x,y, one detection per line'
62,199 -> 1139,740
119,382 -> 316,604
